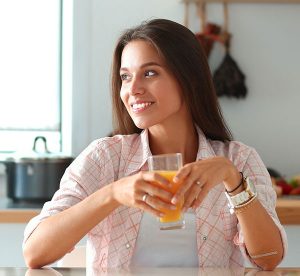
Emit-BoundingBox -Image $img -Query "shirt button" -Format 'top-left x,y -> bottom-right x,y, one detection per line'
125,243 -> 131,249
203,236 -> 207,241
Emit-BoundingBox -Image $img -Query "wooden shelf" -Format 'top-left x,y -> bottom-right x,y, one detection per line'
0,198 -> 299,224
276,198 -> 300,225
182,0 -> 300,3
0,209 -> 40,223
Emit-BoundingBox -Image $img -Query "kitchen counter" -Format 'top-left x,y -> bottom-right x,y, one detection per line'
1,267 -> 300,276
0,198 -> 42,223
1,197 -> 300,224
275,196 -> 300,225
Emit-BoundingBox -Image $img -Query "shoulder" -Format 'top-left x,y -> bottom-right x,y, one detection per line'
210,139 -> 254,160
82,133 -> 141,162
66,133 -> 142,183
210,139 -> 269,179
209,139 -> 264,172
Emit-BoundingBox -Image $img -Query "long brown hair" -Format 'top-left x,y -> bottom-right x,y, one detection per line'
111,19 -> 232,141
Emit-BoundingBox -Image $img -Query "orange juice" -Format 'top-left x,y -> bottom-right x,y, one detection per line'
154,170 -> 183,223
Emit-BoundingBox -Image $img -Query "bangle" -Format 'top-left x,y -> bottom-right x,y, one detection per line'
234,195 -> 257,214
225,172 -> 244,194
250,251 -> 278,259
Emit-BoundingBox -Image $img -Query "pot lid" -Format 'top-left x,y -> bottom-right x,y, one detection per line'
1,151 -> 73,162
0,136 -> 73,162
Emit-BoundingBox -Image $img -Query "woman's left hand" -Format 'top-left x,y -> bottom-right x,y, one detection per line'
172,157 -> 241,211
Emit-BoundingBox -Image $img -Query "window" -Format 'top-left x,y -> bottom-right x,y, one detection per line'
0,0 -> 62,153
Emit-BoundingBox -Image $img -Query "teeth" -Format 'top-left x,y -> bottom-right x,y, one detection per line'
132,102 -> 152,109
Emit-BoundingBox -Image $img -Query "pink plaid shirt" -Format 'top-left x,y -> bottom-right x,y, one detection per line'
24,127 -> 287,268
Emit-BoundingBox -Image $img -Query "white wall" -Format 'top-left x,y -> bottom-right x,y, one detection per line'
72,0 -> 300,178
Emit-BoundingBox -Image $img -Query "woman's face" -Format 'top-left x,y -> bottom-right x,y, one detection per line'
120,40 -> 188,130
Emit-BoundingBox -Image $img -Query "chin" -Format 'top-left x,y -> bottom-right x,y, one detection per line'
132,119 -> 155,130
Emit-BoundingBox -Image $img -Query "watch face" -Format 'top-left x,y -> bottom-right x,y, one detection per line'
225,177 -> 257,210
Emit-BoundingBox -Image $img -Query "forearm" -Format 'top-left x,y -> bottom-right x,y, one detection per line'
23,184 -> 120,268
236,199 -> 283,270
223,167 -> 284,270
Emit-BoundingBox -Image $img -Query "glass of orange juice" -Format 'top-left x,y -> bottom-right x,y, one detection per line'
147,153 -> 185,230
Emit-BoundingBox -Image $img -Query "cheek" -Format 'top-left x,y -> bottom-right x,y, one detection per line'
163,85 -> 184,107
120,89 -> 132,116
120,88 -> 127,105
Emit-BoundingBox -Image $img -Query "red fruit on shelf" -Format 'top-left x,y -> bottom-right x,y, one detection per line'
276,179 -> 293,195
289,186 -> 300,195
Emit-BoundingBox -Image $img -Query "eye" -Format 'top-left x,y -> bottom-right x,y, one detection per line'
145,70 -> 156,78
120,73 -> 130,81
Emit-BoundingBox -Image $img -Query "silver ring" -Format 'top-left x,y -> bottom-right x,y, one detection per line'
196,180 -> 202,186
142,194 -> 148,202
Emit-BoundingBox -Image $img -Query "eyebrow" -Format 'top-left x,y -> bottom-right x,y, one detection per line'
120,62 -> 163,72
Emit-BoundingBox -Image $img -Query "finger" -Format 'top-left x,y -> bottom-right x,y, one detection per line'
138,201 -> 165,218
182,183 -> 204,211
172,174 -> 204,205
142,171 -> 170,188
144,195 -> 177,212
192,187 -> 209,209
173,164 -> 191,183
142,182 -> 174,203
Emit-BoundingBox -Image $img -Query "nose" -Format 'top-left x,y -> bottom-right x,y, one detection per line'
128,76 -> 145,96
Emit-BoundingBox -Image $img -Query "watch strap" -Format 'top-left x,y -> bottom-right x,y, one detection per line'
225,176 -> 257,214
230,190 -> 251,206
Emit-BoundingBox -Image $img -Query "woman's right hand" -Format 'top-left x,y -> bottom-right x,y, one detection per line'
111,172 -> 176,217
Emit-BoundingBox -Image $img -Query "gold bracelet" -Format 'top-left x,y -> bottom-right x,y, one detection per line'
234,195 -> 257,214
250,251 -> 278,259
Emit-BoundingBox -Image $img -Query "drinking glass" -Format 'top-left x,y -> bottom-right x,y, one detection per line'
147,153 -> 185,230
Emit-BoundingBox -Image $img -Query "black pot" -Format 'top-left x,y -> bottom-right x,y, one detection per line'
0,136 -> 73,203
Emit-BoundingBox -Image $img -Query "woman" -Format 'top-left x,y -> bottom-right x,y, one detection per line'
23,19 -> 287,270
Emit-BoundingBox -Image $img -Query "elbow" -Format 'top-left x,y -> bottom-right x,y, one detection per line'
260,263 -> 278,271
255,255 -> 283,271
25,260 -> 42,269
23,242 -> 44,269
23,239 -> 65,269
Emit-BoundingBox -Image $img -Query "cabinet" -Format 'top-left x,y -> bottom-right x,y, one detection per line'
0,223 -> 27,267
280,226 -> 300,267
0,223 -> 86,267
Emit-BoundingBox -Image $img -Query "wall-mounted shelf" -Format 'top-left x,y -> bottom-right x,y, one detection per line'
182,0 -> 300,3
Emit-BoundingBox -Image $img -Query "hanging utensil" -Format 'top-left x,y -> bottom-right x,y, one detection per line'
194,1 -> 222,57
213,2 -> 248,98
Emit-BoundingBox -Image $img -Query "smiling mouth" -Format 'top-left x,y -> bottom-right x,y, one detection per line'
131,102 -> 154,112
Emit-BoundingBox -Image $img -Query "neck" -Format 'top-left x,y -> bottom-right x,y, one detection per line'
148,122 -> 198,164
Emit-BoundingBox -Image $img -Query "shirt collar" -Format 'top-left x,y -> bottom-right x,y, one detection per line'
123,129 -> 151,176
124,126 -> 216,176
195,125 -> 216,160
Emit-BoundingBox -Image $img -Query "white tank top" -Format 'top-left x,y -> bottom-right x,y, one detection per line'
130,209 -> 199,267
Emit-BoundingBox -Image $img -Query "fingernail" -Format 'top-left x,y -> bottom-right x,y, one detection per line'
171,197 -> 177,204
173,176 -> 179,183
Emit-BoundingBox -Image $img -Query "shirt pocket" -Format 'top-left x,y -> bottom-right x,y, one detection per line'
220,207 -> 238,241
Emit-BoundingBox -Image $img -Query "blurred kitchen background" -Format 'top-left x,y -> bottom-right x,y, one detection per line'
0,0 -> 299,268
70,0 -> 300,178
1,0 -> 300,180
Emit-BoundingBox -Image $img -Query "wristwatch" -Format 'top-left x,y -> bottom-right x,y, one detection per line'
225,176 -> 257,214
